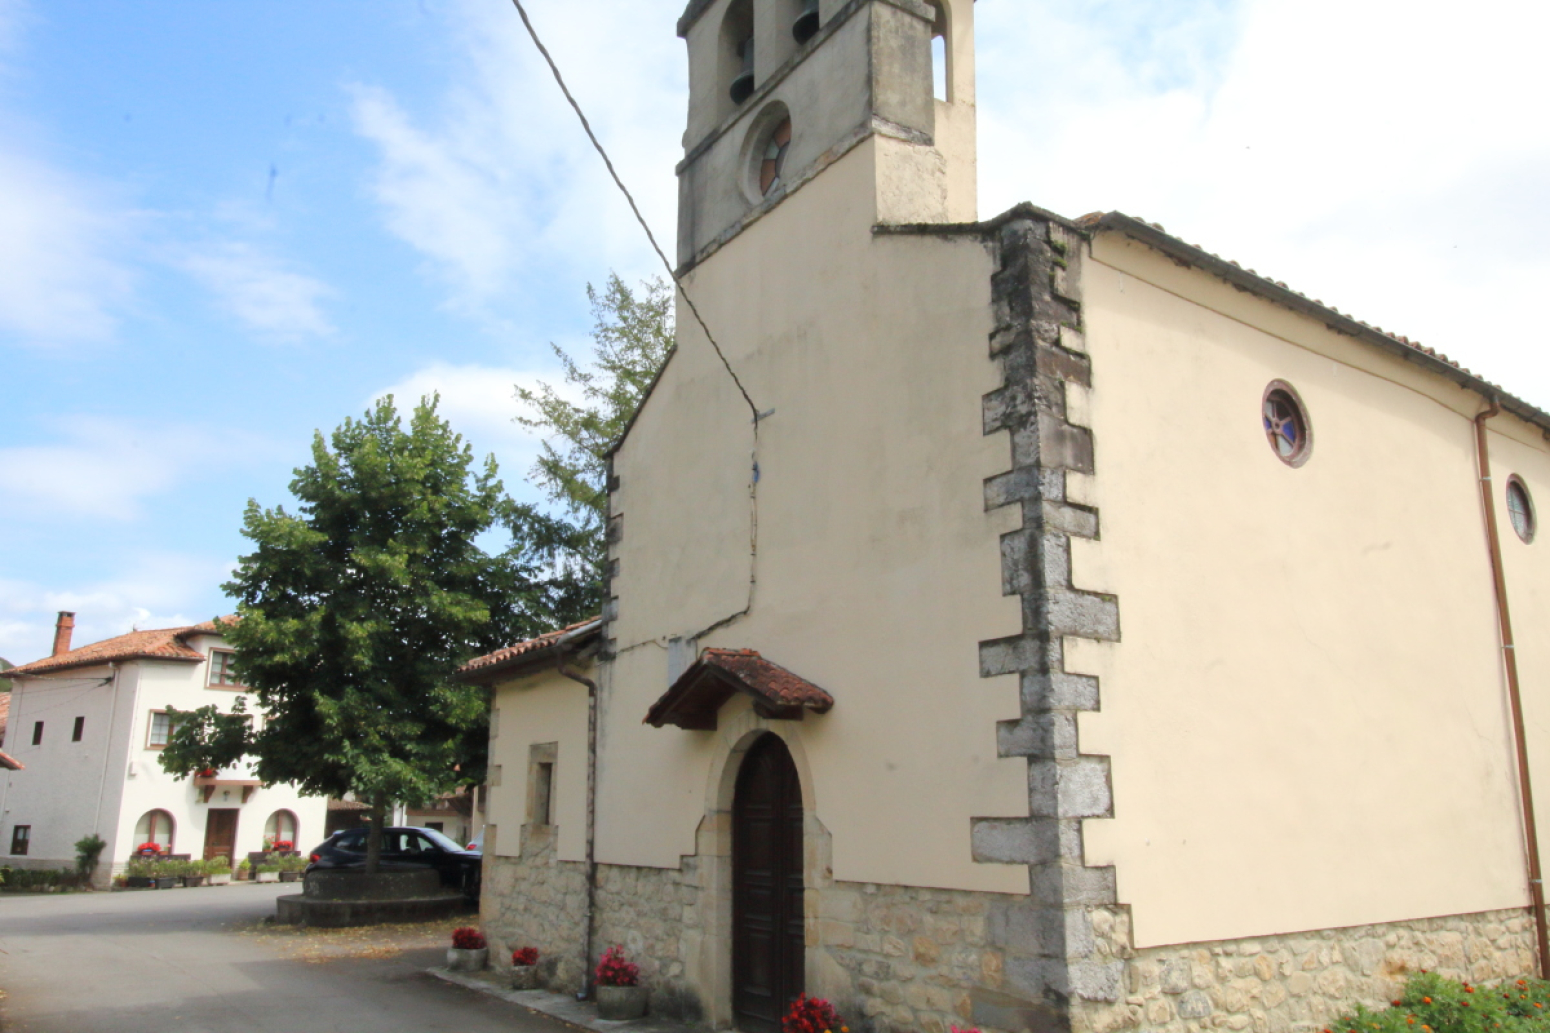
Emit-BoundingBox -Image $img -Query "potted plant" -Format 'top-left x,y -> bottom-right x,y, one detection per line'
277,854 -> 307,882
447,927 -> 488,972
511,947 -> 541,990
181,860 -> 207,888
204,856 -> 233,886
782,994 -> 845,1033
124,857 -> 156,889
152,859 -> 179,890
595,946 -> 646,1020
254,860 -> 281,883
236,858 -> 251,881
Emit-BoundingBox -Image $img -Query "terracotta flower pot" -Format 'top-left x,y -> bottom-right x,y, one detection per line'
447,947 -> 488,972
596,985 -> 647,1020
511,965 -> 540,990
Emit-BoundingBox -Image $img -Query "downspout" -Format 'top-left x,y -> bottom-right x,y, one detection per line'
555,621 -> 602,999
1474,401 -> 1549,976
91,662 -> 122,835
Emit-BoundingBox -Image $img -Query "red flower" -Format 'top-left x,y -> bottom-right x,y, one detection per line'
513,947 -> 540,966
451,927 -> 487,950
595,946 -> 639,988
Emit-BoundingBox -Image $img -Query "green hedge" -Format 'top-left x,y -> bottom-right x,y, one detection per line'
0,866 -> 85,891
1334,973 -> 1550,1033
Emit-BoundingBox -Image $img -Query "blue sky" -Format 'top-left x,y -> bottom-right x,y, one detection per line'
2,0 -> 1547,663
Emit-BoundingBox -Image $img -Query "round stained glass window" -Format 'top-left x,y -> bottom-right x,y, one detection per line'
1507,476 -> 1535,543
759,117 -> 791,197
1262,381 -> 1312,467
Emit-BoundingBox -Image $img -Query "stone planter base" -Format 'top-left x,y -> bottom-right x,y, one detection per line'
596,985 -> 647,1021
447,947 -> 488,972
510,965 -> 540,990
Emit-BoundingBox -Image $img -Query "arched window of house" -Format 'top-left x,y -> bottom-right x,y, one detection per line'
928,1 -> 949,102
722,0 -> 756,109
264,809 -> 299,852
134,810 -> 175,853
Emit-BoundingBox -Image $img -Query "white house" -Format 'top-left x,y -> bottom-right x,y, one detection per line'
0,612 -> 327,886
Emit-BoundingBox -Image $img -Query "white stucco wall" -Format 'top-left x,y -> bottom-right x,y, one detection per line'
1,633 -> 327,873
487,665 -> 591,863
1071,232 -> 1549,948
602,139 -> 1027,895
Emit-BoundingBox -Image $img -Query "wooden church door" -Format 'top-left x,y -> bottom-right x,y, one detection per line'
732,734 -> 805,1033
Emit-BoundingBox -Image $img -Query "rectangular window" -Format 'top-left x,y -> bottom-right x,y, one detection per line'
72,716 -> 85,742
146,711 -> 180,749
31,721 -> 42,746
527,742 -> 558,827
208,649 -> 243,688
10,825 -> 30,855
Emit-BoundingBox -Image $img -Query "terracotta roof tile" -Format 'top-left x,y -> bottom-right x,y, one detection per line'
0,693 -> 9,741
4,617 -> 237,679
458,618 -> 602,678
0,748 -> 21,771
646,648 -> 834,730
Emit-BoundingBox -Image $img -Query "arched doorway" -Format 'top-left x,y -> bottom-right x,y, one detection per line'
732,734 -> 804,1033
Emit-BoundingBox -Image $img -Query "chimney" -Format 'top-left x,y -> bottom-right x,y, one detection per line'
52,612 -> 76,657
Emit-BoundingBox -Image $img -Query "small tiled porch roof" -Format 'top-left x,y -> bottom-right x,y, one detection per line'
645,649 -> 834,731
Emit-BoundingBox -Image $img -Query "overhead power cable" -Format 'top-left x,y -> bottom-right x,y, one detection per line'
507,0 -> 760,421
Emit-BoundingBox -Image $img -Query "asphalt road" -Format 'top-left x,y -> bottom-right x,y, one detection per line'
0,884 -> 569,1033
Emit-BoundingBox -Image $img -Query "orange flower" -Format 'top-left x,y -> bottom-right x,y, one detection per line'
1423,998 -> 1432,1005
1407,1018 -> 1415,1025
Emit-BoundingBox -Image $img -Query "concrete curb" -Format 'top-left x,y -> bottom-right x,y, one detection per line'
428,968 -> 695,1033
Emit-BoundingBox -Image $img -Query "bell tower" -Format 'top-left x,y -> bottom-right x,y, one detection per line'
674,0 -> 976,268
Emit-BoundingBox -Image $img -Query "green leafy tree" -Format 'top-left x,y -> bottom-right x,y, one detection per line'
160,396 -> 590,873
515,273 -> 674,577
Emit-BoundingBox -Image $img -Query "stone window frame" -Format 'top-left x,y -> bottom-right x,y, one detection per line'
1507,475 -> 1536,544
1263,379 -> 1313,468
526,742 -> 558,828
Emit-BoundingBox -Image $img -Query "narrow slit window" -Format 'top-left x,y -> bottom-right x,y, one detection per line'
31,721 -> 42,746
534,762 -> 554,825
1507,477 -> 1536,543
932,34 -> 948,101
72,716 -> 85,742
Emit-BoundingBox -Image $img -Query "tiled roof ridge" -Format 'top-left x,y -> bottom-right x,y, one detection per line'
4,615 -> 237,679
1074,211 -> 1550,431
459,617 -> 603,674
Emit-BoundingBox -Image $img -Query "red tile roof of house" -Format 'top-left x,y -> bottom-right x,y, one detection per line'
4,617 -> 238,679
0,692 -> 9,742
456,618 -> 602,682
646,648 -> 834,730
0,749 -> 21,771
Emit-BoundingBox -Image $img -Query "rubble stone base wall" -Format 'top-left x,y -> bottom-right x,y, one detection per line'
1074,907 -> 1537,1033
480,827 -> 590,991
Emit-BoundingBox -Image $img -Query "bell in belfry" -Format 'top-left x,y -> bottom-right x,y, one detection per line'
792,0 -> 820,44
729,35 -> 755,104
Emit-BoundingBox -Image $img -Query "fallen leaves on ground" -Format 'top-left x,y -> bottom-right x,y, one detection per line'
230,915 -> 466,964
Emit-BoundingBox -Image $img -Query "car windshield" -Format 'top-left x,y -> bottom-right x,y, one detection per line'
417,828 -> 464,852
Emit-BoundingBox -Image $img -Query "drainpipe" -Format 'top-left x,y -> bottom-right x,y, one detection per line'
1474,401 -> 1549,977
555,621 -> 601,999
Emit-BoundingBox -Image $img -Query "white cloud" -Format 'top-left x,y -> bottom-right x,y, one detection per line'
349,0 -> 683,315
975,0 -> 1550,408
367,361 -> 579,488
0,417 -> 269,520
0,553 -> 233,667
0,148 -> 132,347
182,242 -> 335,341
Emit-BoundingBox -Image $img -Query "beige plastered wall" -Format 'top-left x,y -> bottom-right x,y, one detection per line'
487,665 -> 591,863
604,137 -> 1027,895
1072,232 -> 1548,949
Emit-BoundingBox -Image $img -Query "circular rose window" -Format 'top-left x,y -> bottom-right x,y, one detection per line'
1262,381 -> 1312,467
759,117 -> 792,196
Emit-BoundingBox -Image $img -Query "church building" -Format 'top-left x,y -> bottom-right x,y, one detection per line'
461,2 -> 1550,1033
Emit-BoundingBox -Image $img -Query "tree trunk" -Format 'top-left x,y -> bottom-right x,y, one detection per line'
365,796 -> 387,875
